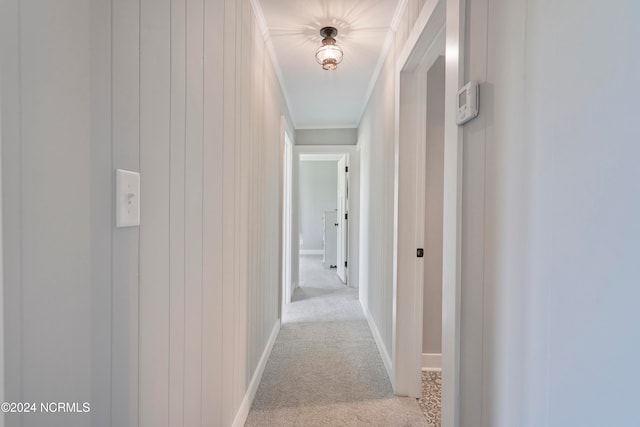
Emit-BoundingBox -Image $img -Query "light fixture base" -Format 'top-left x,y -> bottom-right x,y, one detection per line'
319,26 -> 338,38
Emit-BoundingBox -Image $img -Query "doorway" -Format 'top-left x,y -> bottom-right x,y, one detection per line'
296,152 -> 349,293
393,0 -> 463,426
282,129 -> 293,306
336,155 -> 348,284
298,153 -> 343,292
419,55 -> 446,427
282,144 -> 358,319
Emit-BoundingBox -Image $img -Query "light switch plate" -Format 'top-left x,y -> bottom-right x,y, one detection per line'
116,169 -> 140,227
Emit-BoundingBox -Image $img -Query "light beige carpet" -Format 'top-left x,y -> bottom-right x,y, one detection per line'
245,256 -> 426,427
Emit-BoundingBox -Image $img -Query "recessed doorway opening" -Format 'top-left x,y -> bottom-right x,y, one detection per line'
281,144 -> 359,323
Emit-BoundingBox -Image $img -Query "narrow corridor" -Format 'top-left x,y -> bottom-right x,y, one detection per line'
245,256 -> 425,426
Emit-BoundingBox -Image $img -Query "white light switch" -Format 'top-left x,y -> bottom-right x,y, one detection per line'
116,169 -> 140,227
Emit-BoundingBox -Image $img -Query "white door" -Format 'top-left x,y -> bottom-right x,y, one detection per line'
336,156 -> 347,283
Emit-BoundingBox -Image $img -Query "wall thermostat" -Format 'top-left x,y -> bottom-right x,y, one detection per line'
456,81 -> 479,126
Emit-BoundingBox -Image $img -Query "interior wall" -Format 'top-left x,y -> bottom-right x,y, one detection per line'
299,161 -> 338,252
357,0 -> 427,365
0,1 -> 292,426
422,56 -> 445,355
360,0 -> 640,425
524,1 -> 640,426
1,1 -> 104,425
295,128 -> 357,145
461,0 -> 640,426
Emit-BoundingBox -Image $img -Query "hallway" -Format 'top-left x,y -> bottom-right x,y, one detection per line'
3,0 -> 639,426
245,256 -> 426,426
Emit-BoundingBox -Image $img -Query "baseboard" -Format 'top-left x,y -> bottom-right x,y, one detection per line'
231,320 -> 281,427
299,249 -> 323,255
422,353 -> 442,371
360,300 -> 393,383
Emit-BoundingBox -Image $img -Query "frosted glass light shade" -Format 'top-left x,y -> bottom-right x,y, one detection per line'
315,44 -> 343,70
315,28 -> 343,71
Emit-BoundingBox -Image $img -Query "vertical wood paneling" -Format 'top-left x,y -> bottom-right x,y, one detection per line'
169,0 -> 187,425
0,0 -> 23,415
247,16 -> 262,377
89,0 -> 113,424
111,0 -> 140,424
184,0 -> 204,425
233,0 -> 249,410
265,62 -> 280,334
221,0 -> 237,423
3,1 -> 290,426
201,0 -> 224,425
139,0 -> 171,425
358,1 -> 426,359
20,2 -> 93,426
237,0 -> 252,395
459,0 -> 488,423
255,33 -> 266,372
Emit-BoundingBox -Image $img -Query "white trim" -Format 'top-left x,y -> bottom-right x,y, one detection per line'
281,117 -> 294,307
295,124 -> 358,130
300,153 -> 342,162
292,145 -> 358,289
0,79 -> 5,427
361,301 -> 393,382
392,2 -> 463,426
392,0 -> 446,398
441,1 -> 465,426
231,320 -> 281,427
299,249 -> 323,255
396,0 -> 445,71
295,145 -> 358,155
422,353 -> 442,371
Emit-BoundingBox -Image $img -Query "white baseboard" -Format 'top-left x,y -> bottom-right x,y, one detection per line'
422,353 -> 442,371
300,249 -> 323,255
361,300 -> 393,383
231,320 -> 281,427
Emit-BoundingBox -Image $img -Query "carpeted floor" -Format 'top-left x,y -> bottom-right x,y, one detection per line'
245,255 -> 426,426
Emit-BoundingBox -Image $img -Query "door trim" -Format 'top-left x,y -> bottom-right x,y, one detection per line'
290,145 -> 359,293
0,79 -> 5,427
336,155 -> 348,283
280,119 -> 293,307
392,1 -> 464,427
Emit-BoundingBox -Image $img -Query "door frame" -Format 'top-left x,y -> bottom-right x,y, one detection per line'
335,155 -> 348,283
0,81 -> 5,427
281,122 -> 294,306
392,1 -> 464,426
288,145 -> 359,297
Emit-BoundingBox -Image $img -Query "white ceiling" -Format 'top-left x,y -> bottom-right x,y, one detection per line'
255,0 -> 402,129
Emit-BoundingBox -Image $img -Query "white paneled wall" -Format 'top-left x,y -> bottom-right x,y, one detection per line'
133,0 -> 290,425
357,0 -> 427,367
462,0 -> 640,426
1,0 -> 291,426
360,0 -> 640,425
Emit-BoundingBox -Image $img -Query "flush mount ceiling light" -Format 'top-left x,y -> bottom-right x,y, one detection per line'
315,27 -> 343,71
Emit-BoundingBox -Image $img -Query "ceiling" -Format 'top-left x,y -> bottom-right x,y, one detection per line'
255,0 -> 402,129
